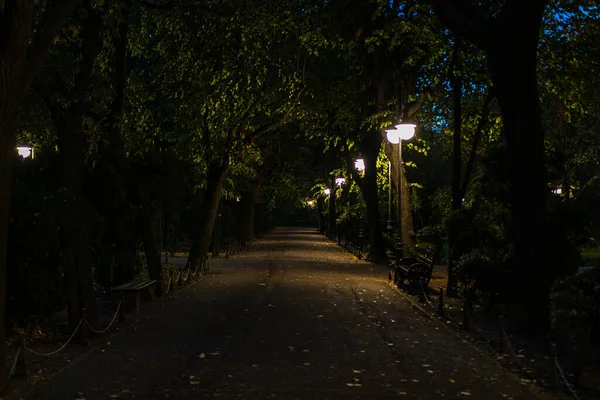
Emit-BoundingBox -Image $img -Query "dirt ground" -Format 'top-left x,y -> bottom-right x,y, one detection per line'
9,228 -> 554,399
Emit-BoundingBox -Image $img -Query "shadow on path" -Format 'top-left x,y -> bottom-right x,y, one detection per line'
25,228 -> 545,399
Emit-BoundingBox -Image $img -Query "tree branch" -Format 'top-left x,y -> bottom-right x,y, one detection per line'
243,83 -> 307,146
139,0 -> 234,16
32,80 -> 65,127
21,0 -> 79,94
426,0 -> 497,48
459,87 -> 495,199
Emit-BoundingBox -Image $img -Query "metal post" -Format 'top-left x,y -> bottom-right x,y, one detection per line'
437,288 -> 445,317
387,161 -> 394,232
80,309 -> 88,346
15,336 -> 27,378
397,141 -> 403,238
551,342 -> 558,394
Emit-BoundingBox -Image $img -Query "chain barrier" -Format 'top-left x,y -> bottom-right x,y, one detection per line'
173,268 -> 181,284
84,302 -> 122,335
163,274 -> 172,295
23,319 -> 83,357
554,358 -> 584,400
0,348 -> 21,393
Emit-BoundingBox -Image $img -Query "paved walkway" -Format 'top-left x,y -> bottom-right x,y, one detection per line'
26,228 -> 543,399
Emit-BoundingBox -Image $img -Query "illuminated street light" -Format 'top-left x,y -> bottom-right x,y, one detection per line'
553,188 -> 562,195
335,177 -> 346,186
354,158 -> 365,171
324,188 -> 331,195
307,200 -> 315,206
17,146 -> 32,158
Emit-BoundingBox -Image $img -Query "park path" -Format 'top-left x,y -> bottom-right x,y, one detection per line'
26,228 -> 543,399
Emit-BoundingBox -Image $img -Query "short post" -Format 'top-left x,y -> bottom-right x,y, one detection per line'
418,284 -> 426,303
437,287 -> 445,317
551,341 -> 559,394
462,298 -> 470,331
15,335 -> 27,378
80,308 -> 88,346
497,315 -> 505,350
118,293 -> 126,323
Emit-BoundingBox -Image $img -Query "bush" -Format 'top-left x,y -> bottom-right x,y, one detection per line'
551,268 -> 600,357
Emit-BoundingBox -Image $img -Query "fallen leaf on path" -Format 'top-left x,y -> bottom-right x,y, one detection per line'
190,381 -> 201,385
459,391 -> 472,396
449,379 -> 455,383
199,353 -> 206,359
352,370 -> 362,374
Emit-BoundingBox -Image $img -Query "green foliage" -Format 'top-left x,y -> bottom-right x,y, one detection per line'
551,268 -> 600,356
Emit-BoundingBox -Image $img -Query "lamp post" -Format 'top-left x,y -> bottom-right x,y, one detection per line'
385,122 -> 416,240
354,158 -> 365,257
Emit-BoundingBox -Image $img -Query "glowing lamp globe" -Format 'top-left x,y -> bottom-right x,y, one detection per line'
324,188 -> 331,195
354,158 -> 365,171
396,123 -> 416,140
17,146 -> 32,158
335,178 -> 346,186
386,129 -> 401,144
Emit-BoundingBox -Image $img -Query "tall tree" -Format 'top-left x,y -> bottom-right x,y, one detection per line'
429,0 -> 550,333
0,0 -> 79,384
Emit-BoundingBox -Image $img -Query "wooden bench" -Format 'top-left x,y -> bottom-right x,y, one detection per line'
112,280 -> 156,312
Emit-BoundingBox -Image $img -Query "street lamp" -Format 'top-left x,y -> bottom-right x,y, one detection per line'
354,158 -> 365,172
16,146 -> 32,158
385,122 -> 416,235
335,177 -> 346,186
323,188 -> 331,196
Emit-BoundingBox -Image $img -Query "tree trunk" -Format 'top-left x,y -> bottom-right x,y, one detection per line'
317,198 -> 326,233
239,181 -> 260,245
187,159 -> 230,269
448,40 -> 463,297
138,207 -> 163,294
488,39 -> 549,335
399,155 -> 415,249
385,143 -> 416,250
328,176 -> 337,235
354,125 -> 387,262
362,153 -> 387,262
0,0 -> 79,382
0,123 -> 16,386
57,122 -> 97,330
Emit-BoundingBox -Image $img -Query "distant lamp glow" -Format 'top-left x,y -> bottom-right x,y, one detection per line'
307,200 -> 315,207
235,197 -> 241,202
335,178 -> 346,186
553,188 -> 562,195
324,188 -> 331,195
17,146 -> 32,158
354,158 -> 365,171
